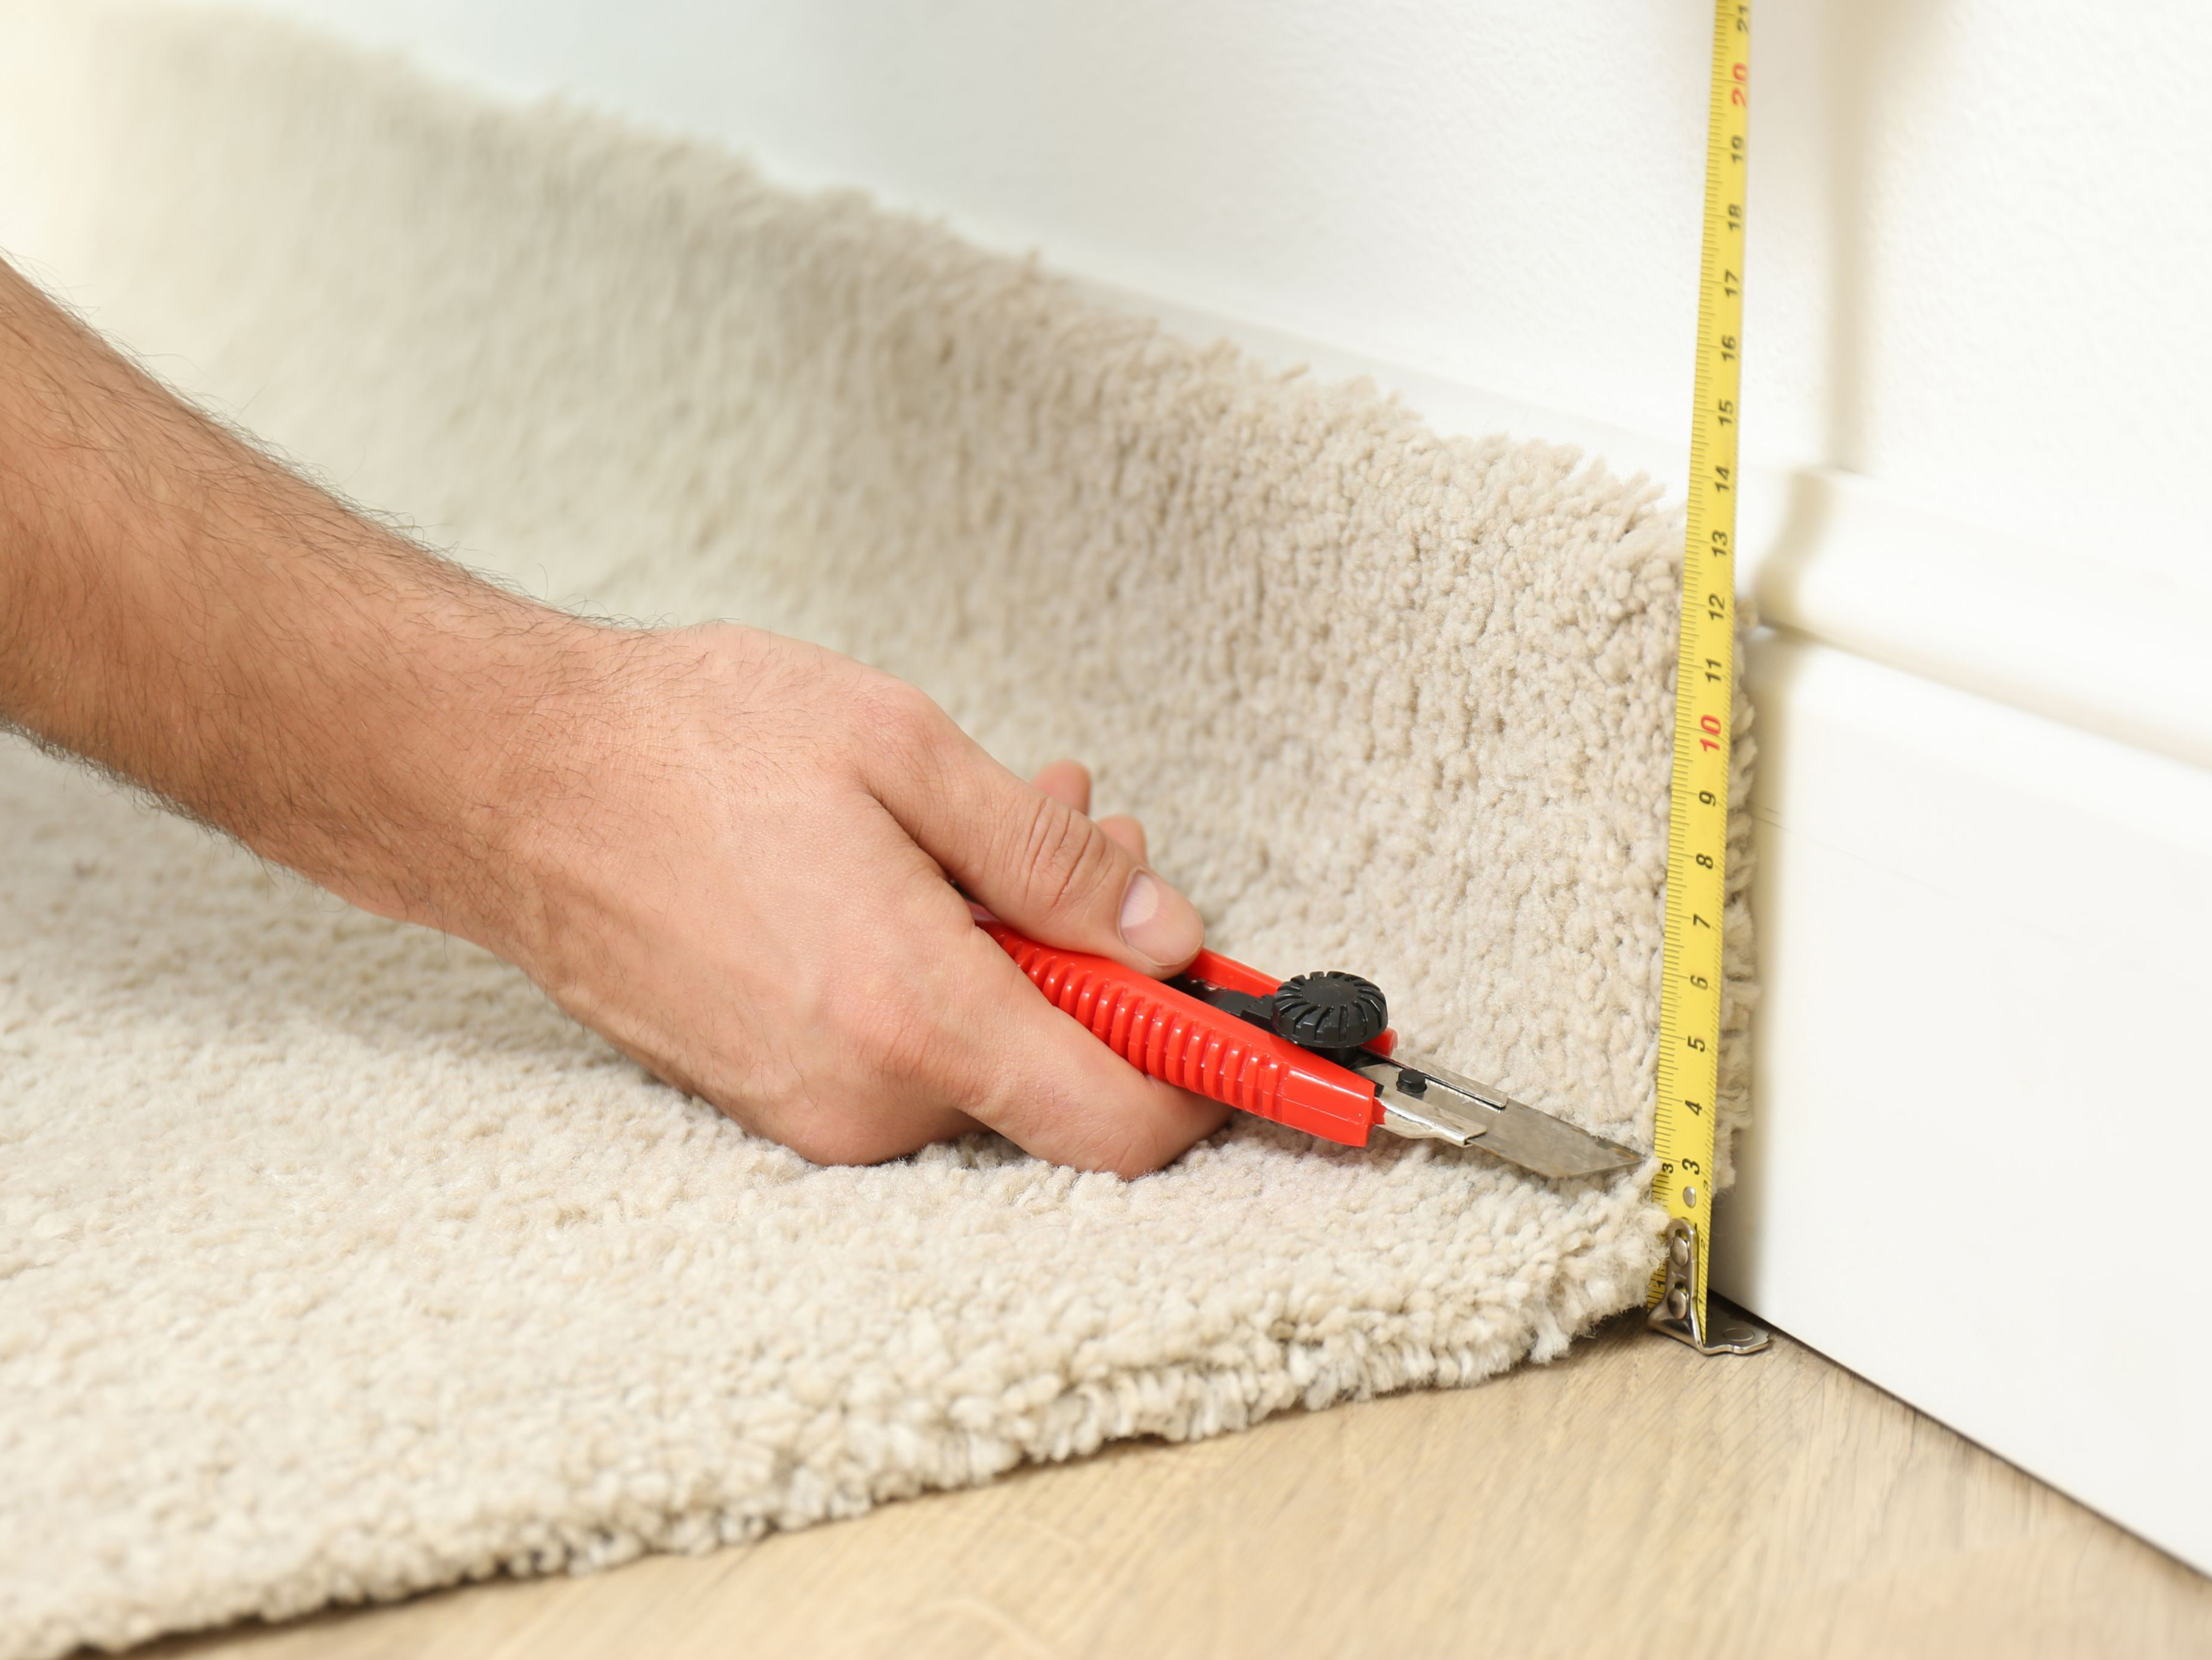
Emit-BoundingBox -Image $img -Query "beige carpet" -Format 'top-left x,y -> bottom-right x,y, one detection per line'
0,4 -> 1754,1656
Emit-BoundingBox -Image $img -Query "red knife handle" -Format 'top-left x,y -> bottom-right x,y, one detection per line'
979,920 -> 1387,1146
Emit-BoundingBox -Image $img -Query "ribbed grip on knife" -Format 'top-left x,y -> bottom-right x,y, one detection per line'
980,921 -> 1380,1146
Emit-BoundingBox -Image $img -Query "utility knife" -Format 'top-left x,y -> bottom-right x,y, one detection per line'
979,919 -> 1641,1180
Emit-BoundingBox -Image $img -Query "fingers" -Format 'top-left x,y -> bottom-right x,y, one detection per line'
946,929 -> 1231,1174
874,713 -> 1203,975
853,711 -> 1218,1170
1029,760 -> 1146,863
514,628 -> 1223,1182
1029,759 -> 1091,815
1097,813 -> 1146,864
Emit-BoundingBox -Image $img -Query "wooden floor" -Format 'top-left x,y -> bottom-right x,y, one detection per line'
148,1312 -> 2212,1660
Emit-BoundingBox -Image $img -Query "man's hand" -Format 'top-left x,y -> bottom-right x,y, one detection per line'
496,625 -> 1228,1173
0,255 -> 1227,1176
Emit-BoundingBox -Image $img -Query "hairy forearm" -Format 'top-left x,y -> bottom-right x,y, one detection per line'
0,260 -> 1223,1174
0,257 -> 601,946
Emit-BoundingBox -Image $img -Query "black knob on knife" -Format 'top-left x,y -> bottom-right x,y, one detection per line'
1270,972 -> 1389,1050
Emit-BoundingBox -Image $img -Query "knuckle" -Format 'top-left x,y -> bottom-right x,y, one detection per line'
853,674 -> 948,766
1007,793 -> 1122,918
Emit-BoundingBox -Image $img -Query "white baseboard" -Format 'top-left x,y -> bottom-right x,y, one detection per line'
1738,470 -> 2212,775
1110,281 -> 2212,1572
1716,633 -> 2212,1574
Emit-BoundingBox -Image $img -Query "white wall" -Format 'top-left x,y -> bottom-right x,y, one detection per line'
243,0 -> 2212,606
121,0 -> 2212,1571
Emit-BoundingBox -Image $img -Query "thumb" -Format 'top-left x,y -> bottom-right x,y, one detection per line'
870,711 -> 1204,975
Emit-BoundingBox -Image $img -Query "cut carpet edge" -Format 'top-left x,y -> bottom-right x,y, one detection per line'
17,1133 -> 1660,1660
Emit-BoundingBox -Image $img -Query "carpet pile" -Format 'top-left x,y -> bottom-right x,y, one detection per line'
0,4 -> 1752,1654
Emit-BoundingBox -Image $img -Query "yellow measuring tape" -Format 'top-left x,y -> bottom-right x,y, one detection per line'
1646,0 -> 1768,1355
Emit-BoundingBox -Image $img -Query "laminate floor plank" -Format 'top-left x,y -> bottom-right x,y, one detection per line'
140,1316 -> 2212,1659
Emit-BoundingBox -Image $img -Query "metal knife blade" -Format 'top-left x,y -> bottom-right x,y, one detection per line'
1342,1050 -> 1643,1180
